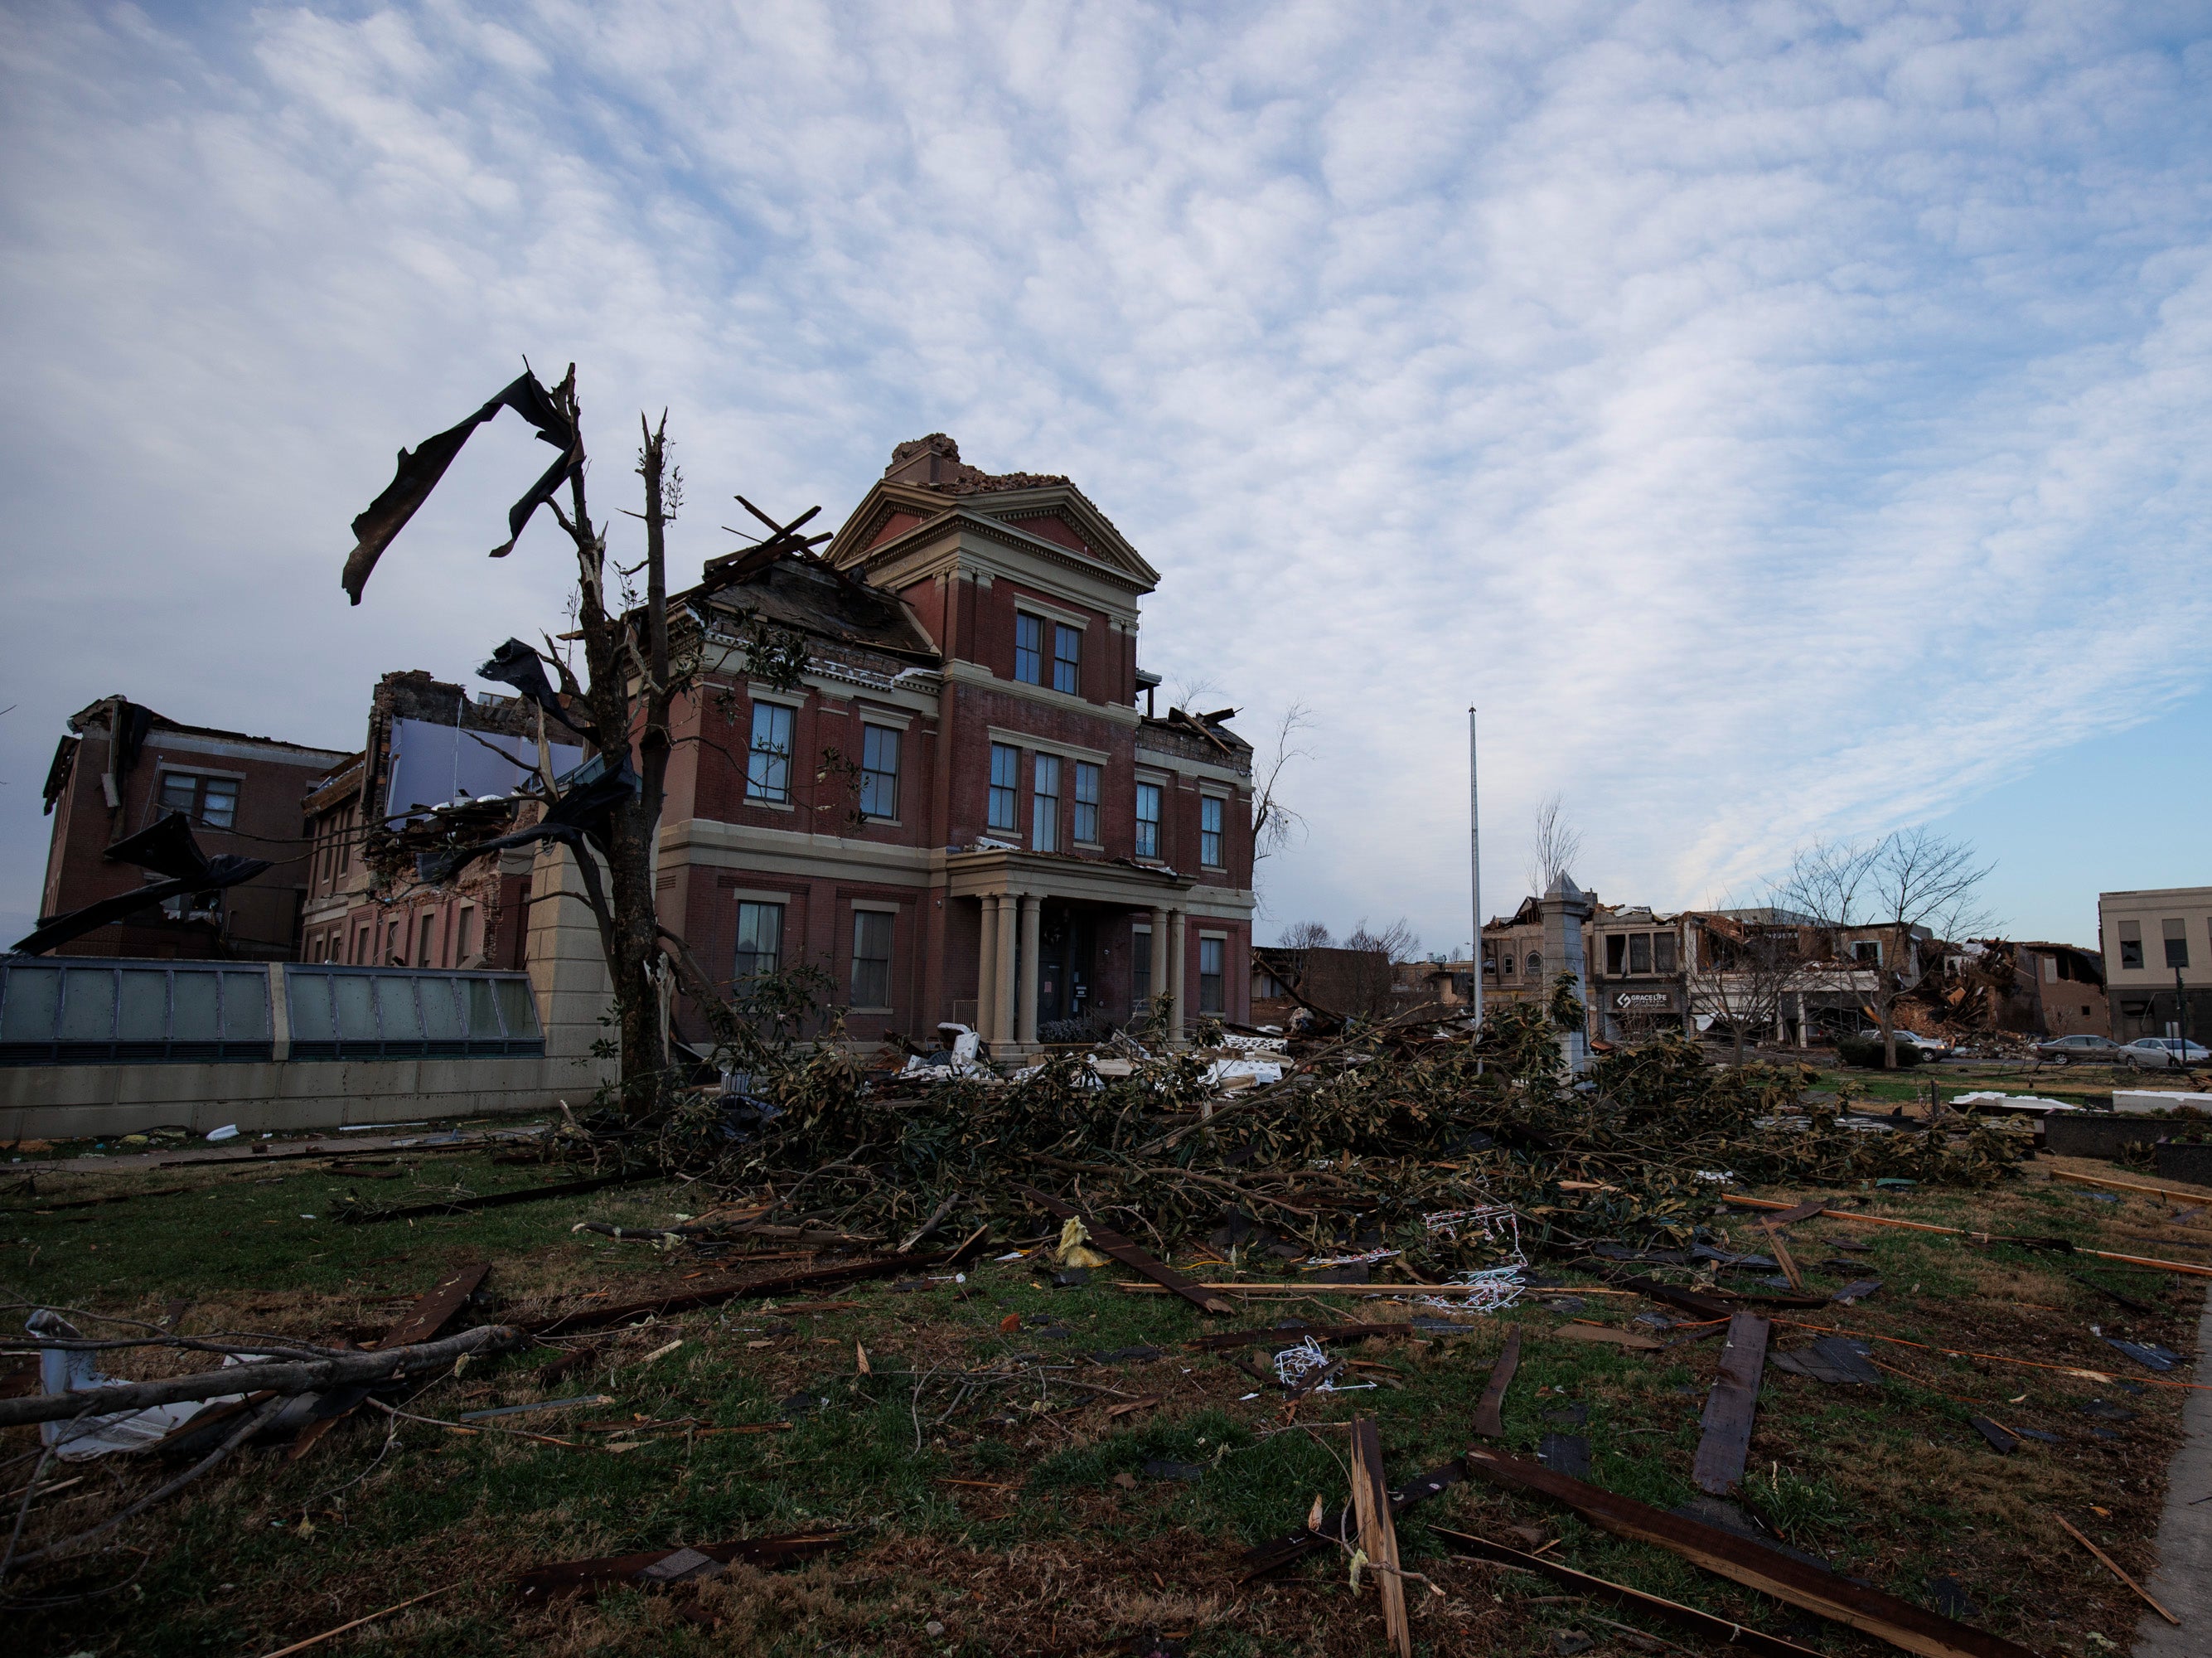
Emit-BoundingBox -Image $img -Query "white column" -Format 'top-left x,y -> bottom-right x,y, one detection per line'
1169,909 -> 1188,1045
1149,905 -> 1169,1025
995,893 -> 1019,1047
1017,894 -> 1042,1047
975,895 -> 999,1042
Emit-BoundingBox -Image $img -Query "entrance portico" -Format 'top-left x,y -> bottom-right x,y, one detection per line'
950,848 -> 1196,1054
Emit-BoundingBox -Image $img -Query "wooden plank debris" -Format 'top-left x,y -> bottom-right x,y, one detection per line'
1016,1185 -> 1231,1314
255,1583 -> 456,1658
1237,1460 -> 1464,1581
1431,1526 -> 1827,1658
1348,1418 -> 1411,1657
1692,1312 -> 1769,1496
1556,1323 -> 1665,1350
1769,1336 -> 1880,1386
1464,1446 -> 2038,1658
2052,1512 -> 2180,1626
379,1260 -> 490,1350
1471,1329 -> 1520,1439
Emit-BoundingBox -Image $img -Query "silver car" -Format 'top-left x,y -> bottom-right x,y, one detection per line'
2032,1033 -> 2124,1065
2122,1037 -> 2211,1069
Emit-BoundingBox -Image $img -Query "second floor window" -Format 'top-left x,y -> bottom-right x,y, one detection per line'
158,771 -> 238,830
1033,754 -> 1061,852
1072,762 -> 1101,844
851,909 -> 893,1007
2165,919 -> 2190,970
859,725 -> 900,820
988,743 -> 1019,831
747,702 -> 794,803
1135,782 -> 1162,859
734,901 -> 783,980
1053,623 -> 1081,694
1200,795 -> 1224,868
1014,613 -> 1044,685
1653,931 -> 1677,972
2118,920 -> 2143,970
1629,933 -> 1652,974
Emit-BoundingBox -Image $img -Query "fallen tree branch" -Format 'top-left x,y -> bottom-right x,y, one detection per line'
0,1325 -> 525,1431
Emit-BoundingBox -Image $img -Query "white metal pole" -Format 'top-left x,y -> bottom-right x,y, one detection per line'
1469,707 -> 1483,1035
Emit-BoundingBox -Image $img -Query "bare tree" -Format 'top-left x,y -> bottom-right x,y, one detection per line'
1683,909 -> 1813,1065
338,366 -> 822,1116
1250,702 -> 1314,866
1340,917 -> 1422,1020
1780,829 -> 1995,1068
1278,920 -> 1334,949
1524,793 -> 1584,899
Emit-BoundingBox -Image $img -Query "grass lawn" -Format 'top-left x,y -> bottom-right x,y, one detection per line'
2,1137 -> 2205,1656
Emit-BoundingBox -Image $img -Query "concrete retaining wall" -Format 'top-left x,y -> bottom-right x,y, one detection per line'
0,1049 -> 614,1140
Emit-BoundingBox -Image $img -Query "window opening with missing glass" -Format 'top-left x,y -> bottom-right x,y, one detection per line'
735,901 -> 783,981
988,743 -> 1019,832
859,725 -> 900,821
1135,781 -> 1162,860
747,701 -> 795,803
2118,920 -> 2143,970
1033,754 -> 1061,853
2163,919 -> 2190,970
1072,761 -> 1101,844
157,771 -> 239,830
851,909 -> 893,1008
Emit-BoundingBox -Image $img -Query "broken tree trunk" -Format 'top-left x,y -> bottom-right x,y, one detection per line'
0,1324 -> 523,1431
1349,1418 -> 1411,1657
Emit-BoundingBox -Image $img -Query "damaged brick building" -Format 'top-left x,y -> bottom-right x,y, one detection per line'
36,697 -> 351,961
645,434 -> 1256,1051
298,671 -> 578,972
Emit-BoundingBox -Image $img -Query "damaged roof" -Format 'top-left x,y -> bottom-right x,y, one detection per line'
684,550 -> 938,662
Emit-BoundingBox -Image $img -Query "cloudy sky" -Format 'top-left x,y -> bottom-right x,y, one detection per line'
3,2 -> 2208,955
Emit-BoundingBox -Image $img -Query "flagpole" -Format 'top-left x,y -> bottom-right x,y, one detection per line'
1469,707 -> 1483,1039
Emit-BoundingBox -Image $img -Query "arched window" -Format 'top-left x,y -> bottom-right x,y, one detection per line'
1526,952 -> 1543,979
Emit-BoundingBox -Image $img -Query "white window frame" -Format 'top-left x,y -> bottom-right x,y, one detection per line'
849,906 -> 895,1011
1198,791 -> 1225,870
859,723 -> 901,822
734,899 -> 785,981
988,742 -> 1019,832
1032,754 -> 1061,853
747,701 -> 796,805
1072,760 -> 1101,846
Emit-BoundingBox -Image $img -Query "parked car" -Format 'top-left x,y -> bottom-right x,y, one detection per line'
2032,1033 -> 2126,1066
2121,1037 -> 2211,1070
1890,1030 -> 1953,1057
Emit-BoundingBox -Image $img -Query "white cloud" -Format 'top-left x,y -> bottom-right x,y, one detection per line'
1,1 -> 2207,953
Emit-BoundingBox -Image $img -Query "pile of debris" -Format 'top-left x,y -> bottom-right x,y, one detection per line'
581,987 -> 2027,1277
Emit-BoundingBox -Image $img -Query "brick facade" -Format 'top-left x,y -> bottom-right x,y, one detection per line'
298,671 -> 540,972
655,434 -> 1256,1051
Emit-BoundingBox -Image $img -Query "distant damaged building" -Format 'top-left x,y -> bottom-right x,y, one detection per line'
36,697 -> 351,961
